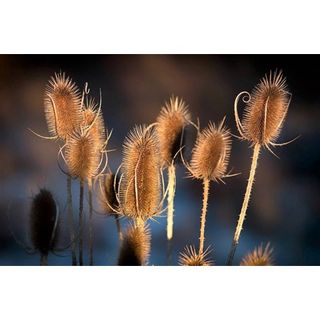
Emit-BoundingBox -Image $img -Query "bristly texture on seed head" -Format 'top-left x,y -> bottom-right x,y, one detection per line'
156,96 -> 191,167
241,70 -> 291,146
118,223 -> 151,266
119,125 -> 162,221
179,245 -> 212,266
189,120 -> 231,182
240,243 -> 274,266
30,189 -> 59,256
44,72 -> 82,140
99,173 -> 119,214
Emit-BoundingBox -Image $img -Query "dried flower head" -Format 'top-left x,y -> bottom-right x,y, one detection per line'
240,243 -> 274,266
179,245 -> 212,266
118,224 -> 151,266
189,120 -> 231,182
119,125 -> 162,221
30,189 -> 59,256
99,173 -> 119,214
156,96 -> 191,167
44,72 -> 82,140
235,70 -> 291,147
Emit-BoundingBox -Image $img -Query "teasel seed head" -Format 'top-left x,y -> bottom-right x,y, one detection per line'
118,223 -> 151,266
179,245 -> 212,266
235,70 -> 291,147
30,189 -> 59,256
188,119 -> 231,182
156,96 -> 191,167
44,72 -> 82,140
119,125 -> 162,221
240,243 -> 274,266
99,173 -> 119,214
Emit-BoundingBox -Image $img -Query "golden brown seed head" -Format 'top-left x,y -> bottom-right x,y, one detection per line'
179,246 -> 212,266
99,173 -> 119,214
240,243 -> 274,266
118,224 -> 151,266
44,72 -> 82,140
242,70 -> 290,146
119,125 -> 162,221
156,96 -> 191,167
189,120 -> 231,181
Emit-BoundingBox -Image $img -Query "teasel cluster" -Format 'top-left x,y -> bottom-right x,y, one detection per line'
240,243 -> 274,266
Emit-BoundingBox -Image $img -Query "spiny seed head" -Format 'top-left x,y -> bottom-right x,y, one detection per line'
240,243 -> 274,266
156,96 -> 191,167
179,245 -> 212,266
99,173 -> 119,214
119,125 -> 162,221
65,129 -> 102,185
241,70 -> 290,146
44,72 -> 82,140
118,224 -> 151,266
30,189 -> 58,256
189,120 -> 231,181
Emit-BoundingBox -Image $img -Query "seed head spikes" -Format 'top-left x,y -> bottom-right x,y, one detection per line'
179,245 -> 212,266
240,243 -> 274,266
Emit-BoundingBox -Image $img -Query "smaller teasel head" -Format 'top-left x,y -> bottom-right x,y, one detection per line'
156,96 -> 191,167
30,189 -> 59,256
44,72 -> 82,140
118,223 -> 151,266
119,125 -> 162,222
234,70 -> 291,148
240,243 -> 274,266
99,173 -> 119,214
179,245 -> 212,266
187,119 -> 231,182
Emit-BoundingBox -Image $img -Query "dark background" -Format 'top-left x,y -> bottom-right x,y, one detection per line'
0,55 -> 319,265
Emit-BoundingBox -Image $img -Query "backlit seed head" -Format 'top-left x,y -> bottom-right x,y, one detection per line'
239,70 -> 291,146
189,120 -> 231,182
118,223 -> 151,266
179,245 -> 212,266
119,125 -> 162,221
240,243 -> 274,266
44,72 -> 82,140
156,96 -> 191,167
30,189 -> 59,256
99,173 -> 119,214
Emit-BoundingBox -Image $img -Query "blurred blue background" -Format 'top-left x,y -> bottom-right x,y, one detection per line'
0,55 -> 319,265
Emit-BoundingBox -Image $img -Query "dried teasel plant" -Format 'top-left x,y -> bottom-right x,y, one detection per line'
179,245 -> 212,266
156,96 -> 191,264
227,70 -> 294,265
30,189 -> 59,266
118,223 -> 151,266
183,119 -> 232,259
240,243 -> 274,266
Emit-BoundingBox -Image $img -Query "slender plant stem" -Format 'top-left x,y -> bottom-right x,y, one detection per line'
67,176 -> 77,266
199,178 -> 210,256
166,163 -> 176,265
79,179 -> 84,266
227,143 -> 261,265
89,184 -> 93,266
114,215 -> 123,241
40,254 -> 48,266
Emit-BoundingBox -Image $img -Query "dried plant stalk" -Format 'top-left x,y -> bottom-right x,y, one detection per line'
88,182 -> 93,266
79,179 -> 84,266
67,176 -> 77,265
199,178 -> 210,255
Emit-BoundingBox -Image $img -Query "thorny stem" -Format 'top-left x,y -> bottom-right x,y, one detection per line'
114,215 -> 123,241
67,176 -> 77,266
89,184 -> 93,266
166,164 -> 176,265
227,143 -> 261,265
79,179 -> 84,266
199,178 -> 210,256
40,254 -> 48,266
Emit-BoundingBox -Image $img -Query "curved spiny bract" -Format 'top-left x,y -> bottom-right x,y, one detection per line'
118,223 -> 151,266
189,120 -> 231,182
99,173 -> 119,214
44,72 -> 82,140
156,96 -> 191,167
240,243 -> 274,266
30,189 -> 59,257
179,245 -> 212,266
119,125 -> 162,221
241,70 -> 291,146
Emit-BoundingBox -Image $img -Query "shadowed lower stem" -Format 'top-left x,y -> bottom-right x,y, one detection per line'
199,178 -> 210,256
227,143 -> 261,265
166,163 -> 176,265
89,184 -> 93,266
79,179 -> 84,266
114,215 -> 123,241
67,176 -> 77,266
40,254 -> 48,266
